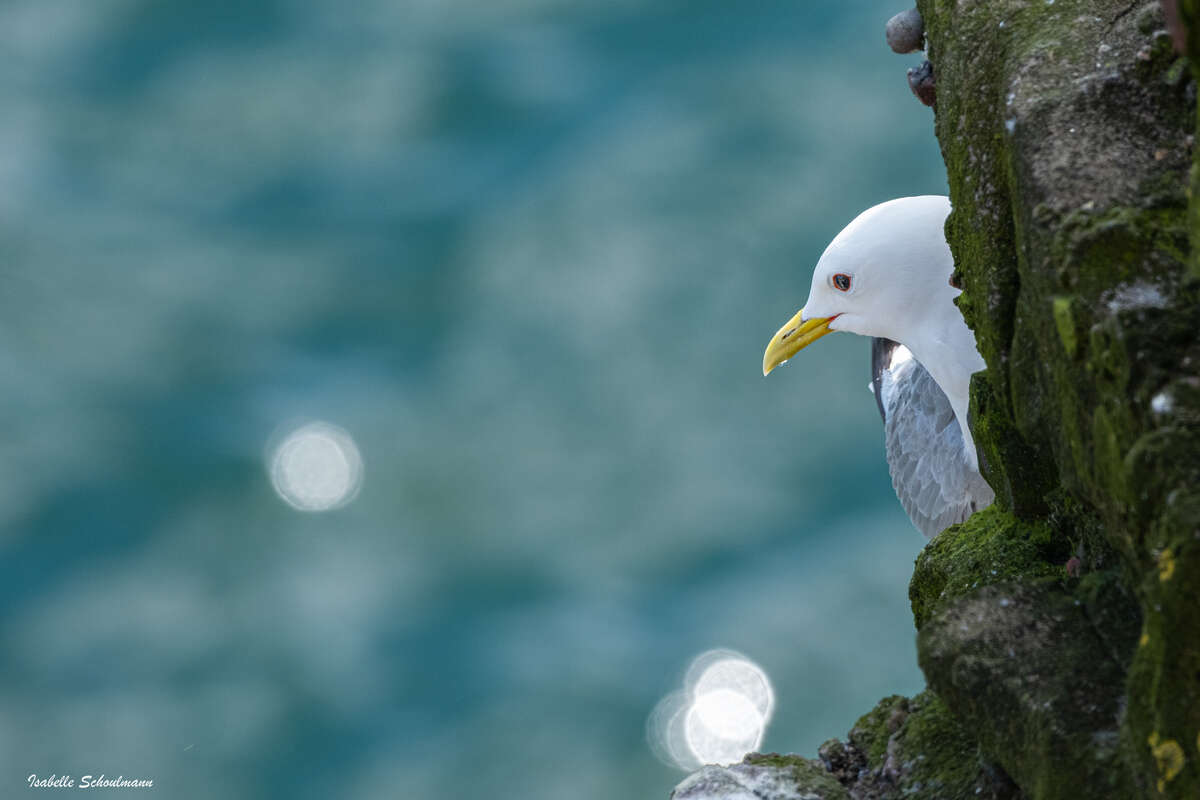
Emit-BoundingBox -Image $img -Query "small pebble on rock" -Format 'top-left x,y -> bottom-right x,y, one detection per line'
886,8 -> 925,54
908,60 -> 936,106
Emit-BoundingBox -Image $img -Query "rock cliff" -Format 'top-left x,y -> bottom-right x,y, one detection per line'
673,2 -> 1200,797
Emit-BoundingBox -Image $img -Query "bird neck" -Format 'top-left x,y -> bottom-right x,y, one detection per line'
904,301 -> 986,471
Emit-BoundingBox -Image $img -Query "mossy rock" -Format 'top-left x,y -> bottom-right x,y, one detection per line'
671,2 -> 1200,796
672,692 -> 1024,800
670,753 -> 848,800
917,577 -> 1139,798
844,691 -> 1024,800
909,505 -> 1065,630
915,0 -> 1200,795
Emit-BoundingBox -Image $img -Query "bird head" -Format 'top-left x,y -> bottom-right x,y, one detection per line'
762,196 -> 955,376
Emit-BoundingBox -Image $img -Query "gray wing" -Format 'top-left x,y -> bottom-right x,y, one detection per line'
872,338 -> 994,538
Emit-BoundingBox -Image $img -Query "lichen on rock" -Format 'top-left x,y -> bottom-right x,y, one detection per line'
671,1 -> 1200,797
670,754 -> 848,800
913,0 -> 1200,795
908,505 -> 1063,629
917,577 -> 1139,798
671,694 -> 1023,800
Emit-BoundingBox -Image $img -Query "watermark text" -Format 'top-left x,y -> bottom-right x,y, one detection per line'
28,774 -> 153,789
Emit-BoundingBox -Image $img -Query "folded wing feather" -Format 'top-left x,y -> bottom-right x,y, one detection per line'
871,338 -> 994,538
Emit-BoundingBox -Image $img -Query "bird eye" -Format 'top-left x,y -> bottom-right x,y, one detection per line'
832,273 -> 852,292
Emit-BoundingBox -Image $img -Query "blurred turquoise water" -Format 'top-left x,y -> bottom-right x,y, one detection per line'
0,1 -> 945,797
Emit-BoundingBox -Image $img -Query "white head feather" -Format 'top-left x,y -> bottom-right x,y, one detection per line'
802,196 -> 986,469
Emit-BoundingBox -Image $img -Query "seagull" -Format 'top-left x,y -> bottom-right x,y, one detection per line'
761,196 -> 994,538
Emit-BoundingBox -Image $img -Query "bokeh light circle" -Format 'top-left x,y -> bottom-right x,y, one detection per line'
648,649 -> 775,771
692,655 -> 774,720
268,421 -> 364,512
692,687 -> 765,741
646,690 -> 698,771
685,688 -> 765,765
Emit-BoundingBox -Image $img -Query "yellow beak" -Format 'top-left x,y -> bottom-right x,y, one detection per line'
762,309 -> 838,376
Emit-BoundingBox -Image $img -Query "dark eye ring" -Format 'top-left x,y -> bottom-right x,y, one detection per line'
832,273 -> 852,292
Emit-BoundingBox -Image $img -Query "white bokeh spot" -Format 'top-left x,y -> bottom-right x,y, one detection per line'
692,656 -> 774,721
646,690 -> 698,772
647,649 -> 775,771
268,421 -> 364,512
685,688 -> 765,765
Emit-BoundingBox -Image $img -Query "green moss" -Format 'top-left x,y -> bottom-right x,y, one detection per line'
741,752 -> 812,770
740,753 -> 849,798
1122,486 -> 1200,794
894,692 -> 997,798
723,4 -> 1199,798
848,694 -> 909,765
1042,489 -> 1118,572
842,692 -> 1023,799
1091,406 -> 1130,506
1054,206 -> 1190,299
1050,296 -> 1077,356
910,1 -> 1200,794
968,371 -> 1057,516
919,578 -> 1138,799
910,505 -> 1065,629
1191,0 -> 1200,278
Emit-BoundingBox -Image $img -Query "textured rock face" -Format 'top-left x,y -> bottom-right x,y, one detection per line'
915,0 -> 1200,796
918,579 -> 1139,798
672,2 -> 1199,798
670,755 -> 848,800
672,694 -> 1025,800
